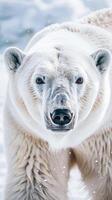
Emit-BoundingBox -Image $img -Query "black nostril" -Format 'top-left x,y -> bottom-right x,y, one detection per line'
50,109 -> 72,126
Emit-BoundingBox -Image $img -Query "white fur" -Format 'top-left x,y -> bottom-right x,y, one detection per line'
6,26 -> 112,149
3,8 -> 112,200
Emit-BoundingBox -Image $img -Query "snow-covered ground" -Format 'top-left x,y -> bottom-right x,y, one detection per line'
0,0 -> 112,199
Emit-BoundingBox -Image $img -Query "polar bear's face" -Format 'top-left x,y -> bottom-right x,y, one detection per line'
4,33 -> 112,149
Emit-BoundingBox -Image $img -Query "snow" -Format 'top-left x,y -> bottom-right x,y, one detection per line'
0,56 -> 7,200
0,0 -> 111,199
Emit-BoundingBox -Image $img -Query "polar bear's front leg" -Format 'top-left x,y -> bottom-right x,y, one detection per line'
4,117 -> 71,200
74,131 -> 112,200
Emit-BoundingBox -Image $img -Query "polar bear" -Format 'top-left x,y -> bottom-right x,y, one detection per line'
3,8 -> 112,200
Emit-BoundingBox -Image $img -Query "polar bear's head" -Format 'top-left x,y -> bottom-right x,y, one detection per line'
4,29 -> 112,149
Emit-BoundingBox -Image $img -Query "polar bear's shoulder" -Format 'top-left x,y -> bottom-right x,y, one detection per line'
80,8 -> 112,32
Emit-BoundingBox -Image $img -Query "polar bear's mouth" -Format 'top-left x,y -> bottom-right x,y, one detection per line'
47,124 -> 74,132
48,126 -> 73,132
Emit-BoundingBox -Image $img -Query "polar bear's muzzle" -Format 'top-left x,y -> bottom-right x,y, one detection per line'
45,92 -> 75,132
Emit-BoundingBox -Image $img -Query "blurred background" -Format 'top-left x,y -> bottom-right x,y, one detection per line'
0,0 -> 112,199
0,0 -> 112,53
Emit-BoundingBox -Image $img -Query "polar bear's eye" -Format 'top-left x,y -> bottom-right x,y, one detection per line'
75,77 -> 83,84
36,76 -> 45,85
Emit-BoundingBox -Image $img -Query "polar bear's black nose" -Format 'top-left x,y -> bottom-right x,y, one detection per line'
50,109 -> 72,126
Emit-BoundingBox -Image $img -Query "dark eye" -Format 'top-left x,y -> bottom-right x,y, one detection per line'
75,77 -> 83,84
36,76 -> 45,85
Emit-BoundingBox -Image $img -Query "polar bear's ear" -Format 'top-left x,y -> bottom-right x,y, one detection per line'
4,47 -> 25,72
91,48 -> 112,74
